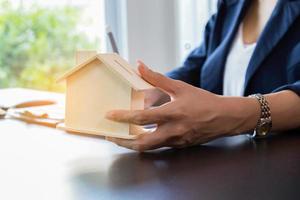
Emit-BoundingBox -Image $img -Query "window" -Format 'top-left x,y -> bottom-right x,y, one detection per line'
0,0 -> 217,91
108,0 -> 217,73
0,0 -> 106,91
176,0 -> 218,62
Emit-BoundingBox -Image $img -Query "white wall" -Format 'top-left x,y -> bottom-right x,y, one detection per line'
125,0 -> 178,72
105,0 -> 217,73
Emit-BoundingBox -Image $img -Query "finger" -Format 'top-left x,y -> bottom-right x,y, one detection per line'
106,106 -> 171,125
137,60 -> 181,96
106,136 -> 136,150
106,126 -> 169,151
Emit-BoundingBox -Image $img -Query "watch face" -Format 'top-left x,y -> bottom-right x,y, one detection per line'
257,120 -> 271,136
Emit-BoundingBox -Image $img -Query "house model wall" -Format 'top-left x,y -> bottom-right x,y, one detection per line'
57,51 -> 154,139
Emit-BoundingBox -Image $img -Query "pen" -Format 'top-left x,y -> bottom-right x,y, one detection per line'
106,25 -> 119,54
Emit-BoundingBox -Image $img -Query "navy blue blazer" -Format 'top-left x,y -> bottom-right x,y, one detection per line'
167,0 -> 300,97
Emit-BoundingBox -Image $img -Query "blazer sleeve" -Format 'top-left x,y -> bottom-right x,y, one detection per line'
273,80 -> 300,96
165,14 -> 217,87
272,61 -> 300,96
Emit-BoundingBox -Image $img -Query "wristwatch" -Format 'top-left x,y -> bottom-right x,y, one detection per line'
249,94 -> 272,138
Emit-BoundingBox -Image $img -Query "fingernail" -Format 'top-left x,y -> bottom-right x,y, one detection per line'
138,62 -> 149,70
138,63 -> 145,70
138,65 -> 146,76
105,111 -> 114,119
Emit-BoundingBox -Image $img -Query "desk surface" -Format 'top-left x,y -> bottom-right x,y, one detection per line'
0,89 -> 300,200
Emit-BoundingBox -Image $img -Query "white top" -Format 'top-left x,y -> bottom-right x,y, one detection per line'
223,25 -> 257,96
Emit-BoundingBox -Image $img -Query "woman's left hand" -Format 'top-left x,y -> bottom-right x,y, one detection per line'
106,61 -> 259,151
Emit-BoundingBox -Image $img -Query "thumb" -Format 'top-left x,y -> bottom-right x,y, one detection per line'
137,60 -> 179,96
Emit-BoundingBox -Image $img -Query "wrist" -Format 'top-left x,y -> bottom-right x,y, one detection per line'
219,96 -> 261,136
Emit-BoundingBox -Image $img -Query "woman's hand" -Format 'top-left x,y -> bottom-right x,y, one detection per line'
106,61 -> 260,151
144,87 -> 169,109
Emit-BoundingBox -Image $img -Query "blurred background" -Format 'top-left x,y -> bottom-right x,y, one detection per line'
0,0 -> 217,92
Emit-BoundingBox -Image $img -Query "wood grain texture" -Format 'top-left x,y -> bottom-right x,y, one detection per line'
75,50 -> 97,65
65,59 -> 131,138
57,53 -> 154,91
57,123 -> 138,139
130,89 -> 145,135
59,53 -> 153,138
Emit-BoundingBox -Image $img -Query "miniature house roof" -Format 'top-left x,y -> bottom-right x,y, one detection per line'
57,53 -> 154,91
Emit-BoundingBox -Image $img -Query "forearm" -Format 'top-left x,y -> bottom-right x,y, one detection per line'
222,90 -> 300,135
107,64 -> 300,151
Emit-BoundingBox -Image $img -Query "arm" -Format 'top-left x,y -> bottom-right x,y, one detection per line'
106,64 -> 300,151
221,90 -> 300,135
266,90 -> 300,131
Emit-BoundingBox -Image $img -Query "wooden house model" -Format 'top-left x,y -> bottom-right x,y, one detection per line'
57,51 -> 153,139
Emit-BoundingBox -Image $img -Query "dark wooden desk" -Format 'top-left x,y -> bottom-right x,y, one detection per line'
0,89 -> 299,200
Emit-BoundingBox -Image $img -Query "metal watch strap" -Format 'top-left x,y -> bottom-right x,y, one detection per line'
249,94 -> 272,138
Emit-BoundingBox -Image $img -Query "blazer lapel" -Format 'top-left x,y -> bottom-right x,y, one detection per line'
201,0 -> 251,94
244,0 -> 300,94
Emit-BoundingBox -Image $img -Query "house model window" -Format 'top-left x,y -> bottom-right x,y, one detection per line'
57,51 -> 154,139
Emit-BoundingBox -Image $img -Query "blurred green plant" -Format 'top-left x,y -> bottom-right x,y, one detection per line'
0,0 -> 99,91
